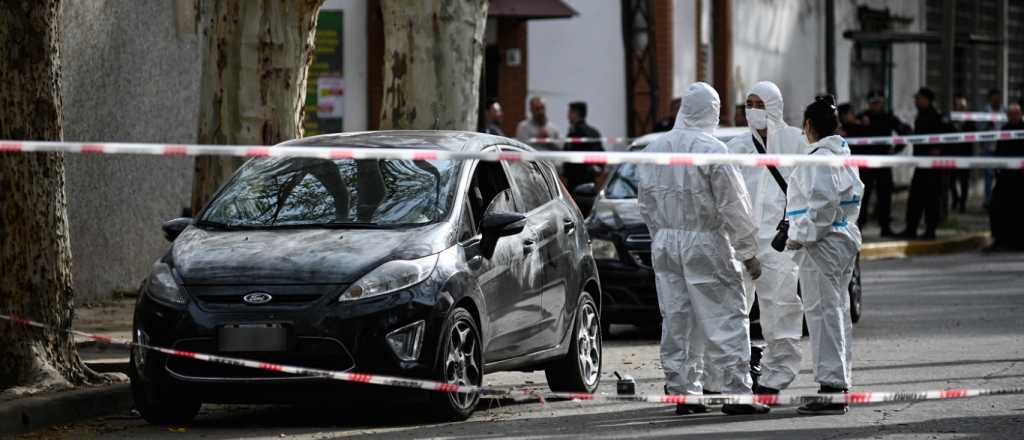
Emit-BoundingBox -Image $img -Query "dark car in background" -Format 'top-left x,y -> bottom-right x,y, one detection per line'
131,131 -> 602,424
575,132 -> 863,335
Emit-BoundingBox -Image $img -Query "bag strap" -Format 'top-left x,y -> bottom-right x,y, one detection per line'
751,134 -> 788,193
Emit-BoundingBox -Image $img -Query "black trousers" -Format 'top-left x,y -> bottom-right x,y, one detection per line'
858,168 -> 893,230
905,170 -> 946,236
990,171 -> 1024,249
950,170 -> 970,211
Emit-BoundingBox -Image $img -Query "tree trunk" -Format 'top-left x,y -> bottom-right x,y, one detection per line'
0,0 -> 111,394
191,0 -> 325,214
379,0 -> 488,130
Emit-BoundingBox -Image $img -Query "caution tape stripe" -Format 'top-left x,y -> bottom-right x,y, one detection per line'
524,129 -> 1024,146
3,138 -> 1024,169
3,313 -> 1023,407
950,111 -> 1008,122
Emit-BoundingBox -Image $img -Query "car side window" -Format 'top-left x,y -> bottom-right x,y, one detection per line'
458,199 -> 477,242
505,161 -> 553,212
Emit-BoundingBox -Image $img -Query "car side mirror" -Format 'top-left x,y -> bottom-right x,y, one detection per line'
479,211 -> 526,259
573,182 -> 597,197
162,217 -> 193,242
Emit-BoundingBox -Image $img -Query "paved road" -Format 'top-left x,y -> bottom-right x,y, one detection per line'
21,252 -> 1024,439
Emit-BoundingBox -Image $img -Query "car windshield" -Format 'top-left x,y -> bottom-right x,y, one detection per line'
201,157 -> 460,228
603,163 -> 639,199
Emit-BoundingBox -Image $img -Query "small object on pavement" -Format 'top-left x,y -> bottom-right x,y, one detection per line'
614,371 -> 636,395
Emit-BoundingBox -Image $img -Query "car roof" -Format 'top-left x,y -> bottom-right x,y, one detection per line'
628,126 -> 750,150
277,130 -> 534,153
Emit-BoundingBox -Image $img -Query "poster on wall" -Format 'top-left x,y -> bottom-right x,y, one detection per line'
304,10 -> 344,136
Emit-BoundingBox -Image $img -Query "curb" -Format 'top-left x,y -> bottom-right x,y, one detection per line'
0,383 -> 133,436
861,232 -> 991,260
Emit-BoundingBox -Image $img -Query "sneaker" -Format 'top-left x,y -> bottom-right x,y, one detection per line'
753,385 -> 780,395
798,385 -> 849,416
676,403 -> 711,415
722,403 -> 771,415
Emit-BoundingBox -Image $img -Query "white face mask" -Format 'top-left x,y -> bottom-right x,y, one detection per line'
746,108 -> 768,130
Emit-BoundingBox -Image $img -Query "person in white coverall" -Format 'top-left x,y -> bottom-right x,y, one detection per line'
786,95 -> 864,415
637,82 -> 769,416
721,81 -> 806,395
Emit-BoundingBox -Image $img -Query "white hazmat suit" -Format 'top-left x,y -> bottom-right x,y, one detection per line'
786,134 -> 863,390
723,81 -> 806,391
638,83 -> 760,395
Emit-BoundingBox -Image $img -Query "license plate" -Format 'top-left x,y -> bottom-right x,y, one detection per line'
217,324 -> 289,352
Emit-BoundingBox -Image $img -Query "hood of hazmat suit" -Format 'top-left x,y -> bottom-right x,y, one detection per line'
637,82 -> 759,395
720,81 -> 806,391
785,134 -> 864,390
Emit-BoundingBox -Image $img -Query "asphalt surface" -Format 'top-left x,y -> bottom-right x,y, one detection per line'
18,252 -> 1024,440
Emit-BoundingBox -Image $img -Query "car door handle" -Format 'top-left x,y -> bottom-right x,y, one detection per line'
523,239 -> 536,254
562,219 -> 575,233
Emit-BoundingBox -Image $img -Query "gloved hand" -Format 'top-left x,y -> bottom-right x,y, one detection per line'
786,239 -> 803,250
743,257 -> 762,280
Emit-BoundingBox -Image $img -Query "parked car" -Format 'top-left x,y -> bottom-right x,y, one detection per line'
131,131 -> 602,424
576,132 -> 863,335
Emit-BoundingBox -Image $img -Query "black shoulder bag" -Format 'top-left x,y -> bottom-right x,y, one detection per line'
750,134 -> 791,252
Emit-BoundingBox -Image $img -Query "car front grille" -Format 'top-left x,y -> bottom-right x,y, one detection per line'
186,284 -> 345,310
166,337 -> 354,380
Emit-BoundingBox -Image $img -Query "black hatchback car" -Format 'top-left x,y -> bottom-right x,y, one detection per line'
130,131 -> 602,423
577,133 -> 862,334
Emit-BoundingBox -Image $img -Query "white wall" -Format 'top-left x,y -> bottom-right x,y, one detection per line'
322,0 -> 368,132
527,0 -> 627,141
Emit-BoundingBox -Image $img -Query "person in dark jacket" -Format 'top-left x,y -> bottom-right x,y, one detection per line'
563,101 -> 605,192
987,103 -> 1024,251
481,98 -> 505,136
900,87 -> 950,240
949,95 -> 976,213
856,91 -> 911,237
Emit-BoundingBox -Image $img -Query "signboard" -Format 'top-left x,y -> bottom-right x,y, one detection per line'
304,10 -> 344,136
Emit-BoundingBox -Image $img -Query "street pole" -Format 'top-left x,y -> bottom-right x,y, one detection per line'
941,0 -> 956,112
825,0 -> 836,97
997,0 -> 1008,108
712,0 -> 732,125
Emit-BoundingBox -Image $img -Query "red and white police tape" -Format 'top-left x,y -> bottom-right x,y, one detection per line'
2,132 -> 1024,169
3,312 -> 1023,408
950,111 -> 1008,123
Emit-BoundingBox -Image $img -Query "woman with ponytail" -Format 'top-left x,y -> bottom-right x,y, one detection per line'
784,95 -> 864,415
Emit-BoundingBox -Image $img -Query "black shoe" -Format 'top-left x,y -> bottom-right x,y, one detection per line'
703,390 -> 721,395
722,403 -> 770,415
798,386 -> 849,416
676,403 -> 711,415
880,228 -> 896,238
920,231 -> 937,241
753,385 -> 780,395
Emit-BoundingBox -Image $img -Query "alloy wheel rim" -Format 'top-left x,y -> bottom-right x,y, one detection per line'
444,319 -> 480,409
576,302 -> 601,387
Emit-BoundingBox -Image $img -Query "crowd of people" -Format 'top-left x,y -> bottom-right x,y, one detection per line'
477,84 -> 1020,416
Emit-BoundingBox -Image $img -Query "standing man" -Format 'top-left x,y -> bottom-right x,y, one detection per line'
900,87 -> 950,240
562,101 -> 605,192
725,81 -> 806,396
637,82 -> 768,416
949,95 -> 975,213
857,91 -> 910,237
982,89 -> 1004,209
987,103 -> 1024,251
516,96 -> 562,151
482,98 -> 505,136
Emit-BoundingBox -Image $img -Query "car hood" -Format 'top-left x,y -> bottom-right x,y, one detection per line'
171,224 -> 450,285
586,196 -> 647,231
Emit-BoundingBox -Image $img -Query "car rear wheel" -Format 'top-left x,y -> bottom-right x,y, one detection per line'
545,292 -> 601,393
129,351 -> 201,425
430,307 -> 482,421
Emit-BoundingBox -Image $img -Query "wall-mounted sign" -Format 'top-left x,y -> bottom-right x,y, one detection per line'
304,10 -> 344,136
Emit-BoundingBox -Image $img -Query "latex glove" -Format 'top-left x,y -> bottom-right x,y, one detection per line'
743,257 -> 762,280
786,239 -> 804,250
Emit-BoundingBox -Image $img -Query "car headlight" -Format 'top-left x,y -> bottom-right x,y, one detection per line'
147,261 -> 186,305
591,238 -> 619,260
339,254 -> 439,301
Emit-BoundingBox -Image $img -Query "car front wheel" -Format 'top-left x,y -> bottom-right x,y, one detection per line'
430,307 -> 482,421
130,351 -> 201,425
545,292 -> 602,393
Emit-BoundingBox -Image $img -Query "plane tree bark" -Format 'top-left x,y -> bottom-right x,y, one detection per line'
0,0 -> 115,395
379,0 -> 488,130
191,0 -> 326,214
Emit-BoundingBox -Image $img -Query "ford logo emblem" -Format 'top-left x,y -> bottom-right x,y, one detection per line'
242,292 -> 273,305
